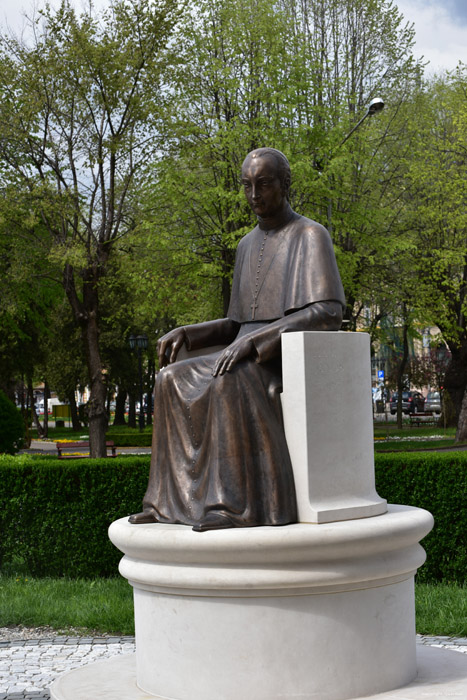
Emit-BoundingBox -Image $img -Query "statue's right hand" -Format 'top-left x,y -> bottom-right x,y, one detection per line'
157,327 -> 186,368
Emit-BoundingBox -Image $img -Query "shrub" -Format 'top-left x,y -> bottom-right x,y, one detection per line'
0,391 -> 25,454
107,432 -> 152,447
375,452 -> 466,583
0,454 -> 150,577
0,452 -> 465,581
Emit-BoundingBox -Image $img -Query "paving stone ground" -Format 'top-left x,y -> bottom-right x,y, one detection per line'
0,633 -> 465,700
0,634 -> 135,700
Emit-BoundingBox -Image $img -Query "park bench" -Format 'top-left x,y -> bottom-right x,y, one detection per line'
409,413 -> 438,427
56,440 -> 116,459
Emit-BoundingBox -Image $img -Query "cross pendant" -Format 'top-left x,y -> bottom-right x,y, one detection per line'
250,301 -> 258,320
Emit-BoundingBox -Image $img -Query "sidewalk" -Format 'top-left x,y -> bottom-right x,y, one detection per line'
0,632 -> 466,700
0,632 -> 135,700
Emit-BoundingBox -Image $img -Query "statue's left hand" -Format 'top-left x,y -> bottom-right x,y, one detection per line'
157,327 -> 186,368
212,336 -> 254,377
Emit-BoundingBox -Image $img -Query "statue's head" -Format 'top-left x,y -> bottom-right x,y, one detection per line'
242,148 -> 291,201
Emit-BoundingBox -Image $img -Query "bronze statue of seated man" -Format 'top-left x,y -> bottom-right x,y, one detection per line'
129,147 -> 345,531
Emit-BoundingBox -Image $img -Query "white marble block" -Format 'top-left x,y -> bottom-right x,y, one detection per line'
281,331 -> 387,523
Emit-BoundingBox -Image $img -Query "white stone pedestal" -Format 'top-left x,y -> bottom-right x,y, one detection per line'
50,331 -> 437,700
281,331 -> 387,523
101,505 -> 433,700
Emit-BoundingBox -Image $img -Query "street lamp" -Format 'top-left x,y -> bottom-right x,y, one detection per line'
338,97 -> 385,148
320,97 -> 385,234
128,334 -> 148,431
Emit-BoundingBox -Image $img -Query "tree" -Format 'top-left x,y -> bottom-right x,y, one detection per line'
0,390 -> 25,454
144,0 -> 423,327
401,69 -> 467,433
0,0 -> 180,455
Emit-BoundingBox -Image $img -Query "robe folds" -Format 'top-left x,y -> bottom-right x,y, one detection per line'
142,213 -> 345,527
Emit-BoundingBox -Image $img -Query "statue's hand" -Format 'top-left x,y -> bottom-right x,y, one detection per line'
158,327 -> 186,368
212,336 -> 254,377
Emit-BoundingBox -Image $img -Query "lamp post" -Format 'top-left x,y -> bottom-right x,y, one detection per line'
338,98 -> 385,148
322,97 -> 385,234
129,334 -> 148,431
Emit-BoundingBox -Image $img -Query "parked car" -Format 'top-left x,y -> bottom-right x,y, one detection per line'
424,391 -> 441,415
390,391 -> 425,415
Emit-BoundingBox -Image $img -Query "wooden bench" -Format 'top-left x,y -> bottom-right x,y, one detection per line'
409,413 -> 438,427
56,441 -> 116,459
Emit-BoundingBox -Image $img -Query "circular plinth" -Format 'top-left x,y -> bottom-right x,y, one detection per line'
50,646 -> 467,700
108,505 -> 433,700
109,504 -> 433,596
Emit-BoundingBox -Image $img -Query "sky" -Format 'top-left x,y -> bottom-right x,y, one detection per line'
396,0 -> 467,73
1,0 -> 467,74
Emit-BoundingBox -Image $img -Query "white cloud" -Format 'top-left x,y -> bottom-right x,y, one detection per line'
396,0 -> 467,73
2,0 -> 466,76
0,0 -> 110,34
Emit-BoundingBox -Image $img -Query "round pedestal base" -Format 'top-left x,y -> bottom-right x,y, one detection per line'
108,505 -> 433,700
50,646 -> 467,700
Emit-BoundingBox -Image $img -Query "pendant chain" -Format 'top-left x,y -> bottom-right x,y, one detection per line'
250,230 -> 269,320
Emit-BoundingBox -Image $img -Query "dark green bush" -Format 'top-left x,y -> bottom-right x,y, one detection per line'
0,391 -> 25,454
0,454 -> 149,577
375,452 -> 466,583
0,452 -> 464,581
107,432 -> 152,447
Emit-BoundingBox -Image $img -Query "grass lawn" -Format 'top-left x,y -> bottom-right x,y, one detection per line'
0,576 -> 134,635
0,576 -> 465,638
33,424 -> 464,452
373,424 -> 464,452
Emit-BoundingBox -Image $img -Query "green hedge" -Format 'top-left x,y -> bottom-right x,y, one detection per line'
0,454 -> 150,578
375,452 -> 466,584
108,432 -> 152,447
0,452 -> 465,581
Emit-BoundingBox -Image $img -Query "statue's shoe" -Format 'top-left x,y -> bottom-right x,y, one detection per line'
128,509 -> 159,524
192,512 -> 235,532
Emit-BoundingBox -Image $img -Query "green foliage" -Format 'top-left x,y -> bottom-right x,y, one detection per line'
0,0 -> 182,454
375,452 -> 467,583
107,432 -> 152,447
402,71 -> 467,346
0,452 -> 465,583
0,390 -> 24,454
138,0 -> 423,319
0,454 -> 150,577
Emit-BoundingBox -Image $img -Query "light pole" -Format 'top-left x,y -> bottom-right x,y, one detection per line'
338,98 -> 385,148
322,97 -> 385,234
129,334 -> 148,431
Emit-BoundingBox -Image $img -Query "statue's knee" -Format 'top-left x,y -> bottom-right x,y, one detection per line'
157,365 -> 177,389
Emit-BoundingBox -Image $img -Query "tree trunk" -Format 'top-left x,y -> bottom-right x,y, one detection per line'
455,385 -> 467,442
28,380 -> 44,437
395,321 -> 409,429
128,393 -> 136,429
145,359 -> 156,427
64,263 -> 108,457
113,387 -> 127,426
442,342 -> 467,427
43,380 -> 49,438
84,313 -> 108,457
67,390 -> 81,431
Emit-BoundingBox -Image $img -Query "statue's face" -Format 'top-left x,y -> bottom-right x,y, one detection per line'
241,155 -> 286,218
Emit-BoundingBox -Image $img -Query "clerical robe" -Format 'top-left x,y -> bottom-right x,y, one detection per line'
141,213 -> 345,527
